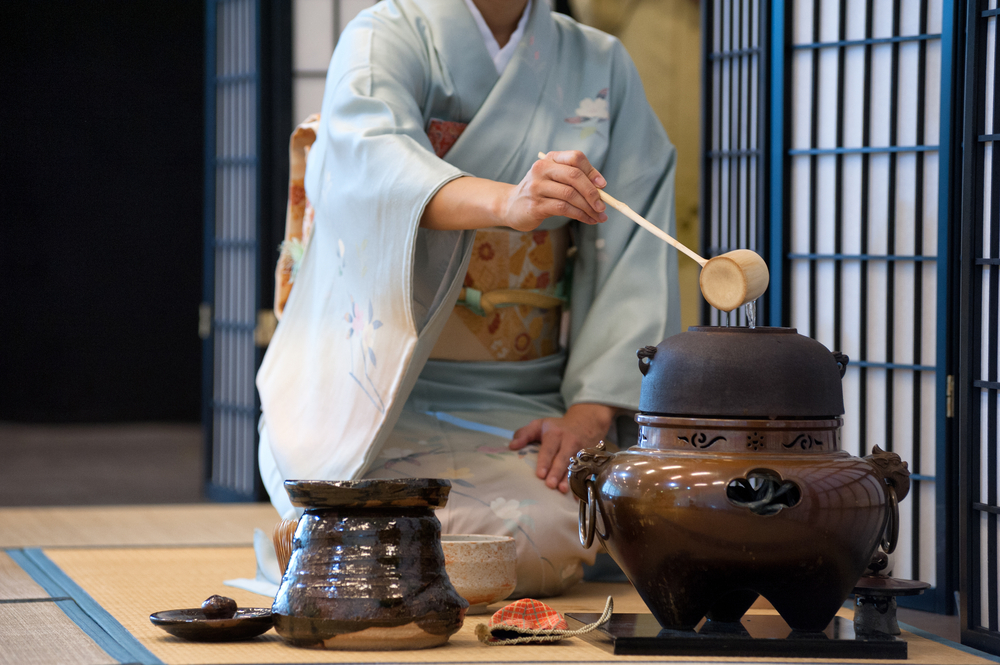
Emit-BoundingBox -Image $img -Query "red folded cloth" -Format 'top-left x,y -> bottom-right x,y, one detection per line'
491,598 -> 569,633
475,596 -> 613,646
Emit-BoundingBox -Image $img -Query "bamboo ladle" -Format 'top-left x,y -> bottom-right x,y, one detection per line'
598,190 -> 768,312
535,155 -> 769,312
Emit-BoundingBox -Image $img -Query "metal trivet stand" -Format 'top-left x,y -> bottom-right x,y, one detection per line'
567,552 -> 930,659
565,612 -> 908,659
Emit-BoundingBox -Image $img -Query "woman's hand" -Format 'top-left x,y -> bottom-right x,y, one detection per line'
509,403 -> 616,493
420,150 -> 608,232
501,151 -> 609,231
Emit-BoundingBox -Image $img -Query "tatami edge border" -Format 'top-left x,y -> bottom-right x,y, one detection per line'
6,548 -> 164,665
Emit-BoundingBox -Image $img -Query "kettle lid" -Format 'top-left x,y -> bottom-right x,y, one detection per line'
637,326 -> 846,419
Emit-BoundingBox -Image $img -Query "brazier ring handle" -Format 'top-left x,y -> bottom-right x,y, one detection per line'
569,442 -> 612,548
577,480 -> 609,548
579,481 -> 598,548
864,445 -> 909,554
882,484 -> 899,554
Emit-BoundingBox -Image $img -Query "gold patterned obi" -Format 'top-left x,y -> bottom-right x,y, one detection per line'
429,226 -> 570,362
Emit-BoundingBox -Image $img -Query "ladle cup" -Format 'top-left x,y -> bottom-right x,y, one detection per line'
599,191 -> 769,312
536,153 -> 769,312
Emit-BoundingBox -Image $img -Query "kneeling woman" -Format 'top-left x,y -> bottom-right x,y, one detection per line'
257,0 -> 680,597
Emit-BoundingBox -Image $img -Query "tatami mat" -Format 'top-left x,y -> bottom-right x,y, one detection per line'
42,546 -> 648,664
39,545 -> 998,665
0,551 -> 48,600
0,601 -> 117,665
1,505 -> 993,665
0,504 -> 277,548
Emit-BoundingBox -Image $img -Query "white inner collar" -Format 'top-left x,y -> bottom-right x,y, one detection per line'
462,0 -> 533,75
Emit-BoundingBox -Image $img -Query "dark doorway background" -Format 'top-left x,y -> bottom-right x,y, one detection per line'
0,1 -> 205,422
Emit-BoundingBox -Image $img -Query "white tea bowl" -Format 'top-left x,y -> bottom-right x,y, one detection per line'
441,534 -> 517,614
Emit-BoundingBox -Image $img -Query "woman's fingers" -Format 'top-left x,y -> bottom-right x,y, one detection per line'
538,429 -> 580,492
526,178 -> 605,226
512,418 -> 564,485
533,155 -> 607,221
535,424 -> 562,484
546,442 -> 578,493
510,419 -> 543,450
511,419 -> 573,493
541,150 -> 607,189
510,404 -> 615,494
500,151 -> 607,230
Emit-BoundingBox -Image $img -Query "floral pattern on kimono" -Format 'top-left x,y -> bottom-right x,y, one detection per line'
345,297 -> 385,413
455,228 -> 566,361
565,88 -> 610,139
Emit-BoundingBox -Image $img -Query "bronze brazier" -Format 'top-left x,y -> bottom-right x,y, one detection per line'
569,327 -> 910,632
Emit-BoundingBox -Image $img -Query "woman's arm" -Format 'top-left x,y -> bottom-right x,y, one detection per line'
419,150 -> 609,231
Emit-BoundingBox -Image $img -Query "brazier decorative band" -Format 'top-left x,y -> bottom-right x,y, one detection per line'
635,415 -> 843,453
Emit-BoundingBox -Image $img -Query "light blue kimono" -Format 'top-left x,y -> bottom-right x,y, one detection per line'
257,0 -> 680,595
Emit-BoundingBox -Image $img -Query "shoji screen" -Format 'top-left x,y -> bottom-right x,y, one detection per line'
704,0 -> 955,606
205,0 -> 262,500
703,0 -> 769,327
785,0 -> 944,588
960,0 -> 1000,651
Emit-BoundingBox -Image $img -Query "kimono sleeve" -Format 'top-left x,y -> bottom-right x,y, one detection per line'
560,40 -> 681,411
305,5 -> 470,333
258,5 -> 472,485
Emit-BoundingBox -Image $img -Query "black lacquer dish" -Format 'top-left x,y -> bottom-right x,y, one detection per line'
149,608 -> 273,642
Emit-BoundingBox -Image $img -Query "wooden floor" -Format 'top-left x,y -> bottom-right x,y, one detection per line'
0,421 -> 964,647
0,422 -> 203,506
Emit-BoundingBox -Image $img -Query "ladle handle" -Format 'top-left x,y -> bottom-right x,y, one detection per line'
535,152 -> 707,266
597,191 -> 707,266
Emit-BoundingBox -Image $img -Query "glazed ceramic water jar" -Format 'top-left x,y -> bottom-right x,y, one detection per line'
272,478 -> 468,650
569,326 -> 911,633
